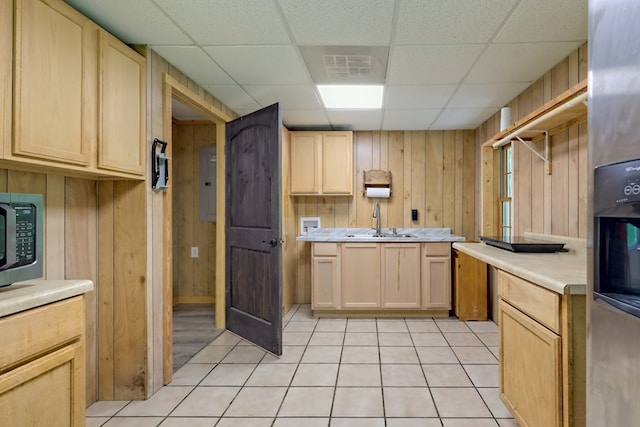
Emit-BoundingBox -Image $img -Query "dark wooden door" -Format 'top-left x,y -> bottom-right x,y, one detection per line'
225,103 -> 282,355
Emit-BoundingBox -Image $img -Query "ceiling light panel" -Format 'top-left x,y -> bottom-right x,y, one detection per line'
64,0 -> 191,45
318,85 -> 384,109
151,46 -> 234,85
495,0 -> 588,43
154,0 -> 290,45
394,0 -> 518,45
388,45 -> 485,84
277,0 -> 395,45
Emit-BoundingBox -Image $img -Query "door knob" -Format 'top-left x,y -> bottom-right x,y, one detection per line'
262,238 -> 283,247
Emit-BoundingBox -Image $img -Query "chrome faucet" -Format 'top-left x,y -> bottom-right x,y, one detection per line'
372,202 -> 382,236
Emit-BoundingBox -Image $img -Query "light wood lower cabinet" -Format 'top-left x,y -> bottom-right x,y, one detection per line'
0,296 -> 86,426
497,269 -> 585,427
311,241 -> 452,312
453,249 -> 487,320
341,243 -> 380,308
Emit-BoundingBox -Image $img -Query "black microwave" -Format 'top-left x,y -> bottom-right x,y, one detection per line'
0,192 -> 43,287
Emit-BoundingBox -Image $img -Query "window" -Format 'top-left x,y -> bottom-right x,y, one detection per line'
499,144 -> 512,238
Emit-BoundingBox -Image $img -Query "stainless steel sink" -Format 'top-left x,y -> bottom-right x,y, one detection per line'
344,233 -> 417,239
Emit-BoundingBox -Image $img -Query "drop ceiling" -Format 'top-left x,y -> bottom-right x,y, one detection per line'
64,0 -> 587,130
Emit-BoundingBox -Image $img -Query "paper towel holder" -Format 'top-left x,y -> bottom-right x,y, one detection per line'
363,170 -> 392,197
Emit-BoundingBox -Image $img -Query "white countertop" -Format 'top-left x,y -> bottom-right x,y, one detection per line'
297,227 -> 465,243
0,279 -> 94,317
453,233 -> 587,295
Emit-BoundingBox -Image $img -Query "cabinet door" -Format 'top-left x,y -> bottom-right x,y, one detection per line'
499,299 -> 562,427
312,256 -> 340,308
98,30 -> 146,175
13,0 -> 92,165
341,243 -> 380,308
454,250 -> 487,320
290,132 -> 321,194
422,256 -> 451,309
382,243 -> 420,308
322,131 -> 353,194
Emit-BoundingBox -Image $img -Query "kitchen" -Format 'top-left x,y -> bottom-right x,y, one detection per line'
0,0 -> 637,426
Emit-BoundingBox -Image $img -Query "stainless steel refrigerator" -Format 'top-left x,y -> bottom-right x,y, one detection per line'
588,0 -> 640,425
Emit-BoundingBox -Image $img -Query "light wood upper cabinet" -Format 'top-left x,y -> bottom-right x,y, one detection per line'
290,131 -> 353,195
98,30 -> 146,175
13,0 -> 92,166
382,243 -> 421,308
341,243 -> 380,308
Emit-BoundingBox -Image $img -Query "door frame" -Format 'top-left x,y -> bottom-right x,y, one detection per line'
162,74 -> 234,383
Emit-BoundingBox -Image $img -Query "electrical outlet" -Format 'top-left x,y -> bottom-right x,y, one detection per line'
191,247 -> 199,258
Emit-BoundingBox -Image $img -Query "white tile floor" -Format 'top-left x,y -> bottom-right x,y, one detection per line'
86,304 -> 518,427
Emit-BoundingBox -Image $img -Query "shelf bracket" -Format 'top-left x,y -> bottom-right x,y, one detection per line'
514,131 -> 552,174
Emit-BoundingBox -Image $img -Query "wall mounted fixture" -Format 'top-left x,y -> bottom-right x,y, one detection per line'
152,138 -> 169,190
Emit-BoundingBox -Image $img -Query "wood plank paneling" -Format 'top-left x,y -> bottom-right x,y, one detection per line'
292,130 -> 476,303
97,181 -> 114,400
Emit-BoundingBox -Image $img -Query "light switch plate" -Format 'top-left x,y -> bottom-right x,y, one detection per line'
191,247 -> 199,258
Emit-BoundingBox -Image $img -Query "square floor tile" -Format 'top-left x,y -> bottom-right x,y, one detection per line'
377,320 -> 408,332
216,418 -> 273,427
283,331 -> 312,346
225,387 -> 287,417
189,345 -> 234,363
278,386 -> 335,416
210,332 -> 242,346
309,332 -> 345,346
406,321 -> 440,333
489,346 -> 500,359
381,364 -> 427,387
301,345 -> 342,363
330,418 -> 385,427
452,347 -> 498,364
441,419 -> 499,427
86,417 -> 110,427
337,364 -> 381,386
386,419 -> 442,427
200,364 -> 255,386
383,387 -> 438,417
344,332 -> 378,346
422,364 -> 473,387
221,346 -> 266,364
261,346 -> 305,364
285,321 -> 317,332
431,387 -> 492,417
465,321 -> 498,333
245,363 -> 297,386
379,346 -> 419,364
444,332 -> 484,346
86,401 -> 130,417
378,332 -> 413,346
159,418 -> 218,427
476,332 -> 499,347
118,386 -> 193,416
435,320 -> 472,333
316,319 -> 347,332
416,346 -> 460,364
341,346 -> 380,364
346,320 -> 377,332
478,387 -> 513,418
332,387 -> 384,417
291,363 -> 339,386
172,386 -> 240,417
103,418 -> 164,426
464,364 -> 499,387
496,419 -> 518,426
411,332 -> 448,346
273,418 -> 329,427
169,363 -> 215,385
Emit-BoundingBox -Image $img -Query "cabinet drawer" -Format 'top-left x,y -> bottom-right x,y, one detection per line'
498,270 -> 560,334
423,242 -> 451,256
313,242 -> 338,256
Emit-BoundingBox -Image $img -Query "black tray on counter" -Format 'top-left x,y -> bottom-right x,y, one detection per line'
479,236 -> 565,253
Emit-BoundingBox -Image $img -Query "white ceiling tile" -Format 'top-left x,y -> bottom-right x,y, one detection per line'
203,46 -> 311,85
387,45 -> 484,84
153,0 -> 290,45
382,110 -> 440,130
201,85 -> 261,111
244,85 -> 322,110
495,0 -> 588,43
395,0 -> 518,45
64,0 -> 190,44
465,42 -> 584,84
278,0 -> 395,45
171,99 -> 208,121
448,83 -> 531,108
431,108 -> 499,130
326,110 -> 384,131
151,46 -> 234,85
385,85 -> 457,110
282,110 -> 332,129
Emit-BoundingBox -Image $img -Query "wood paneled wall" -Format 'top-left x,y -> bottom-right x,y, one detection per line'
292,130 -> 476,303
476,43 -> 589,239
171,121 -> 216,303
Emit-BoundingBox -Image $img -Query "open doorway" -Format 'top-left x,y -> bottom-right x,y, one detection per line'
170,98 -> 222,371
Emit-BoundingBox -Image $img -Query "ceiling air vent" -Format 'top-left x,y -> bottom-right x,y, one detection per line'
300,46 -> 388,84
323,54 -> 372,79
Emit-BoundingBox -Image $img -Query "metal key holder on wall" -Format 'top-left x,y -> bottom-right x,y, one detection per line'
152,138 -> 169,190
